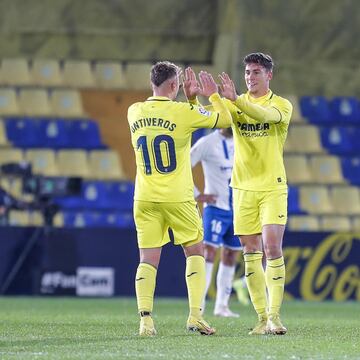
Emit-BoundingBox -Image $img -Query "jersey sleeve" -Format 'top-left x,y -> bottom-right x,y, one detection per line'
233,94 -> 292,124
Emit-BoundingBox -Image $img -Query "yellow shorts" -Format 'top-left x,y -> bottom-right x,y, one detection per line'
233,188 -> 288,235
134,200 -> 204,249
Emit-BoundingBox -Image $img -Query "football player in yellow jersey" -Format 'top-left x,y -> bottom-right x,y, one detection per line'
128,61 -> 232,336
218,53 -> 293,335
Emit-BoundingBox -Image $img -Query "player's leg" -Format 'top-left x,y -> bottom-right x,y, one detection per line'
260,189 -> 288,335
134,200 -> 170,336
167,201 -> 215,335
233,189 -> 267,334
203,244 -> 217,309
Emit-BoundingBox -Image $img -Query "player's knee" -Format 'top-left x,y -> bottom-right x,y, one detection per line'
205,245 -> 217,262
264,243 -> 282,259
222,248 -> 239,266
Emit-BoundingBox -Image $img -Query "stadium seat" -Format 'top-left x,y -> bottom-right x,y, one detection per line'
18,89 -> 52,116
299,186 -> 333,214
309,155 -> 345,184
67,120 -> 106,149
341,157 -> 360,185
57,150 -> 90,177
31,59 -> 63,86
94,61 -> 126,88
289,125 -> 324,153
320,215 -> 352,232
25,149 -> 58,176
284,155 -> 313,184
288,215 -> 320,231
0,177 -> 23,198
5,118 -> 40,148
0,119 -> 9,146
63,60 -> 95,88
37,120 -> 69,149
28,211 -> 45,226
329,97 -> 360,124
0,58 -> 31,85
0,148 -> 24,165
299,96 -> 331,124
330,186 -> 360,215
88,150 -> 125,179
285,95 -> 305,123
0,89 -> 20,115
8,210 -> 30,226
352,217 -> 360,231
288,185 -> 305,214
50,89 -> 85,117
52,212 -> 64,227
125,62 -> 152,89
103,181 -> 134,210
320,127 -> 355,155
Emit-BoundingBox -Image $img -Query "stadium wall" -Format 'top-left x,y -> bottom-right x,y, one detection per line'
0,228 -> 359,301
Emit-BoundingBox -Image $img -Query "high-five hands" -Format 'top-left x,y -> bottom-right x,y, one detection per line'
183,67 -> 200,100
219,72 -> 238,101
198,71 -> 218,97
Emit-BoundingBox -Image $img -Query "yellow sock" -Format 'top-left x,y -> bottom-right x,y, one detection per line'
244,252 -> 267,317
185,255 -> 205,318
135,263 -> 157,313
265,256 -> 285,316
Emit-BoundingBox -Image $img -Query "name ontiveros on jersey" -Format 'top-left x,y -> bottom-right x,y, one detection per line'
236,121 -> 270,137
131,118 -> 177,133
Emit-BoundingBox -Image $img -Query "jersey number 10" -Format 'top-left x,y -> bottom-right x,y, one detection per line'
137,135 -> 177,175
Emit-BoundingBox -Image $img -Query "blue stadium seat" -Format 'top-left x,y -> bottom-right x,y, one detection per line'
5,117 -> 40,148
329,97 -> 360,124
341,157 -> 360,185
320,127 -> 355,155
299,96 -> 331,124
104,181 -> 134,210
67,119 -> 106,149
288,185 -> 305,215
38,119 -> 69,148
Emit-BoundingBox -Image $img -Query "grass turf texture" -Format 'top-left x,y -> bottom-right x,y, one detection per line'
0,298 -> 359,360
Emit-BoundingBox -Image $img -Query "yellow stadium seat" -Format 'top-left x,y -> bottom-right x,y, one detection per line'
284,155 -> 313,184
289,125 -> 324,153
309,155 -> 345,184
50,89 -> 85,117
351,217 -> 360,232
285,95 -> 305,123
88,150 -> 125,179
299,186 -> 333,214
25,149 -> 58,176
125,62 -> 152,89
94,62 -> 126,89
63,60 -> 95,88
0,119 -> 9,146
28,211 -> 44,226
320,216 -> 352,232
8,210 -> 30,226
0,88 -> 20,115
330,186 -> 360,215
0,177 -> 22,198
31,59 -> 63,86
18,89 -> 52,116
53,212 -> 64,227
288,215 -> 320,231
57,150 -> 90,177
0,58 -> 31,85
0,148 -> 23,165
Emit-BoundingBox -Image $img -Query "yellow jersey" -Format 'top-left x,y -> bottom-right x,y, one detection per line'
128,93 -> 231,202
227,90 -> 292,191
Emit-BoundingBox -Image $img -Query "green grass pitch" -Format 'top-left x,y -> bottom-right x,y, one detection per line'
0,297 -> 359,359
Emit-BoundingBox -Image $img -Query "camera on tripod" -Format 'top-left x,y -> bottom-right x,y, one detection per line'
0,162 -> 82,226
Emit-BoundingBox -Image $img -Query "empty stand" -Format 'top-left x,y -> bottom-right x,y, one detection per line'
341,157 -> 360,185
320,216 -> 352,232
0,89 -> 20,116
50,89 -> 85,117
0,58 -> 31,86
67,120 -> 105,149
329,97 -> 359,124
309,155 -> 345,184
330,186 -> 360,215
8,210 -> 29,226
288,215 -> 320,231
299,186 -> 333,214
18,89 -> 52,116
63,60 -> 95,88
88,150 -> 124,179
25,149 -> 58,176
31,59 -> 63,86
0,148 -> 23,165
299,96 -> 331,124
94,62 -> 126,88
0,119 -> 9,146
124,62 -> 152,89
285,95 -> 305,123
5,118 -> 40,148
289,125 -> 324,153
284,155 -> 313,184
57,150 -> 90,177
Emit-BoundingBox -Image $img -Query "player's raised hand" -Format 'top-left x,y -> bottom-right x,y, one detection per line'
199,71 -> 218,97
183,67 -> 200,100
219,72 -> 238,101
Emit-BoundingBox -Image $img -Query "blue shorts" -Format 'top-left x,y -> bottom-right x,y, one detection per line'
203,206 -> 241,250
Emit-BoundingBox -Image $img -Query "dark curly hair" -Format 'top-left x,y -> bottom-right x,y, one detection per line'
243,52 -> 274,71
151,61 -> 179,87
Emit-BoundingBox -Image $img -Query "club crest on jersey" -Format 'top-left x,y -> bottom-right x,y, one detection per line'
198,108 -> 211,117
